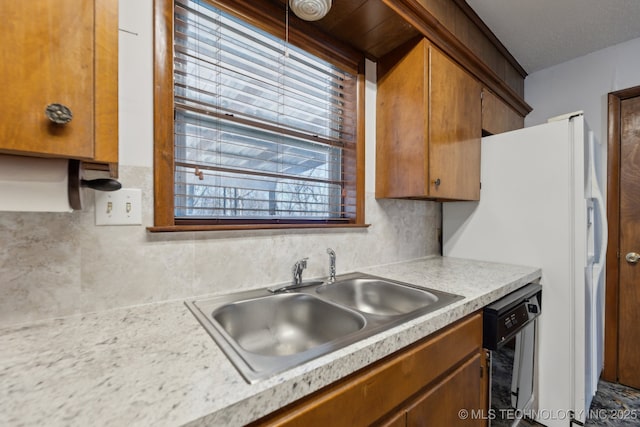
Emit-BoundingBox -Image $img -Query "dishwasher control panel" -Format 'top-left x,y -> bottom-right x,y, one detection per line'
483,283 -> 542,350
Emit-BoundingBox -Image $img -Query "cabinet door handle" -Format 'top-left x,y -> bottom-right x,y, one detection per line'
433,178 -> 441,187
45,103 -> 73,124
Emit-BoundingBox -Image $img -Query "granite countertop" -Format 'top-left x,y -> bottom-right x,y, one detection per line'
0,256 -> 541,427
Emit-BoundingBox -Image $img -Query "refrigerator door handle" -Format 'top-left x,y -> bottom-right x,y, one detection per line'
592,184 -> 608,272
588,129 -> 608,271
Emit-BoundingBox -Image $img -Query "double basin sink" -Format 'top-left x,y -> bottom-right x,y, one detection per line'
186,273 -> 463,383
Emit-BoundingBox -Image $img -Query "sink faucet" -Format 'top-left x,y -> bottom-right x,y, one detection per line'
327,248 -> 336,283
267,257 -> 313,293
292,257 -> 308,287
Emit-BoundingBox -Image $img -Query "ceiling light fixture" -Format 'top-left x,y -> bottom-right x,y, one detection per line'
289,0 -> 332,21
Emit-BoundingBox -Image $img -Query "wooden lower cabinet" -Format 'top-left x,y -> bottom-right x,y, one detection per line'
404,353 -> 484,426
250,312 -> 487,427
378,410 -> 406,427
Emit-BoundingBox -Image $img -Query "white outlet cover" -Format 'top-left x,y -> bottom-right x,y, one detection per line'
95,188 -> 142,226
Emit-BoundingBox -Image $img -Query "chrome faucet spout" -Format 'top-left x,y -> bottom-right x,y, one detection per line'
327,248 -> 336,284
267,257 -> 312,293
292,257 -> 308,286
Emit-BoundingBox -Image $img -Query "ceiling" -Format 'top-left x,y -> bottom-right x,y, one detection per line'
465,0 -> 640,73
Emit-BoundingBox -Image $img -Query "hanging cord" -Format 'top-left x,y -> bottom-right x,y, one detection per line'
285,1 -> 290,58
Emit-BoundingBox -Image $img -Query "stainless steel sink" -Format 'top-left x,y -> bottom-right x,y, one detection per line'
186,273 -> 463,383
316,278 -> 440,316
212,293 -> 365,356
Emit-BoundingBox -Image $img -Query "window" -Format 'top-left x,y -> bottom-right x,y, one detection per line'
153,0 -> 365,231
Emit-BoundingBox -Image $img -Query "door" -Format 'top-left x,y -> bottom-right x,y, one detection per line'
617,94 -> 640,389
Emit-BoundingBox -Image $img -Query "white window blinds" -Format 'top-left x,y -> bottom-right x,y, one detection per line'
173,0 -> 358,222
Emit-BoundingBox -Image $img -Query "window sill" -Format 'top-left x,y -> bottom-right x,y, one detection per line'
146,223 -> 371,233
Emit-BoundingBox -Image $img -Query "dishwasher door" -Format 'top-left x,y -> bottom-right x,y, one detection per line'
484,283 -> 542,426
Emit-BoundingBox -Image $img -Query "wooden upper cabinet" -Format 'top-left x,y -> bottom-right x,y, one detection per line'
430,45 -> 482,201
481,89 -> 524,135
0,0 -> 118,167
376,38 -> 481,201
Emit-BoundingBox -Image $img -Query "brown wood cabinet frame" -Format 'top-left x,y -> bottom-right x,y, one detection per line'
381,0 -> 531,117
93,0 -> 119,173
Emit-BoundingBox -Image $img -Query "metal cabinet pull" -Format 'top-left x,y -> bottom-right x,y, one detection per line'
45,103 -> 73,124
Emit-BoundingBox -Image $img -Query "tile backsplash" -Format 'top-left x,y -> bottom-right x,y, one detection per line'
0,165 -> 441,327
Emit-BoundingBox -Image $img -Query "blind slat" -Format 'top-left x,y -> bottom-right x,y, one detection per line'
173,54 -> 356,139
173,0 -> 357,221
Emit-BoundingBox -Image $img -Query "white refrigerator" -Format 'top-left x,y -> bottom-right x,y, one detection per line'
443,112 -> 607,426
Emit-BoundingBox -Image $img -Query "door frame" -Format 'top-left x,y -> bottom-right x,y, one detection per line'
602,85 -> 640,381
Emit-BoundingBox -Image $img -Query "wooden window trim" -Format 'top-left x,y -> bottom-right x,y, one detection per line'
152,0 -> 367,232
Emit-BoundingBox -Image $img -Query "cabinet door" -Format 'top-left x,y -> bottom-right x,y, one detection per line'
406,353 -> 485,427
1,1 -> 95,158
376,40 -> 429,199
429,46 -> 481,201
482,89 -> 524,135
376,410 -> 406,427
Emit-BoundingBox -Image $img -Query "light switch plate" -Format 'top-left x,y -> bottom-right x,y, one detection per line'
95,188 -> 142,225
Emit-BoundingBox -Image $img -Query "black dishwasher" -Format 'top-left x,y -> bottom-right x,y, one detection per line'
484,283 -> 542,426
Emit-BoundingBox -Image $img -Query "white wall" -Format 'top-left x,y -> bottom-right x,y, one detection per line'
525,36 -> 640,146
118,0 -> 153,167
0,0 -> 441,326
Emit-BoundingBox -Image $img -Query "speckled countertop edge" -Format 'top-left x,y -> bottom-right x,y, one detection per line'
0,256 -> 541,427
